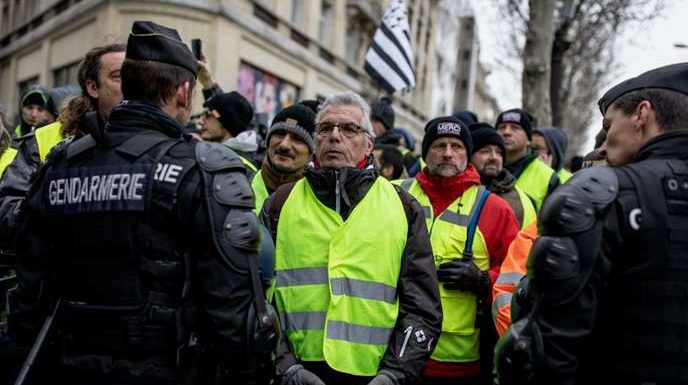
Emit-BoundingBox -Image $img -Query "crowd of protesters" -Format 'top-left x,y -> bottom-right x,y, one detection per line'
0,20 -> 685,385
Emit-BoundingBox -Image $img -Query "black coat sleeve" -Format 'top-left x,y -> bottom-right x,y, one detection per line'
496,170 -> 619,385
176,159 -> 266,383
378,188 -> 443,384
0,136 -> 40,249
258,183 -> 301,377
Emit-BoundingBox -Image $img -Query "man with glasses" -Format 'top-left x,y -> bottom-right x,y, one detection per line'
261,91 -> 442,385
198,91 -> 259,170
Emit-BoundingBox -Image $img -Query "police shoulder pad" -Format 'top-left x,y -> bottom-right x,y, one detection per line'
539,167 -> 618,235
564,166 -> 618,210
65,134 -> 96,160
195,142 -> 245,172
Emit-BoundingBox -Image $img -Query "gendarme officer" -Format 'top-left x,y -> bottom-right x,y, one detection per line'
495,62 -> 688,384
8,21 -> 275,384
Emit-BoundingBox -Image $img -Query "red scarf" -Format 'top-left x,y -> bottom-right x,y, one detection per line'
415,164 -> 481,217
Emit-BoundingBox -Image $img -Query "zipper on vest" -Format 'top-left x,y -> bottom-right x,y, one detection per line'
335,170 -> 341,214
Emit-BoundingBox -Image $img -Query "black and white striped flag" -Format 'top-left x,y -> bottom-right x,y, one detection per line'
364,0 -> 415,94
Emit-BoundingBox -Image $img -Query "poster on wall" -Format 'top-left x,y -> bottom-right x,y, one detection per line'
237,61 -> 300,128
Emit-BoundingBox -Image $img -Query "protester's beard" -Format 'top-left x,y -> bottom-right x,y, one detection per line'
428,159 -> 467,178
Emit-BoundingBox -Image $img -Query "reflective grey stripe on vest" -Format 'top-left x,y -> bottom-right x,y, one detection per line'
438,210 -> 469,226
492,292 -> 513,321
276,267 -> 328,287
281,311 -> 327,330
437,185 -> 487,227
421,206 -> 431,220
495,272 -> 525,286
330,277 -> 397,304
494,293 -> 513,311
400,178 -> 414,191
327,320 -> 392,345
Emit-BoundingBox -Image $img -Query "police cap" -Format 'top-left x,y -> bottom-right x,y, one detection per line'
126,21 -> 198,76
598,62 -> 688,114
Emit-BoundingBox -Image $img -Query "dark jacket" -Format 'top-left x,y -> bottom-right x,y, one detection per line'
8,101 -> 267,384
261,161 -> 442,385
0,112 -> 101,249
483,169 -> 538,228
497,130 -> 688,385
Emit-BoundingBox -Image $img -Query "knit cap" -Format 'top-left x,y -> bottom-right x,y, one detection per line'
267,103 -> 316,152
495,108 -> 533,139
421,116 -> 472,159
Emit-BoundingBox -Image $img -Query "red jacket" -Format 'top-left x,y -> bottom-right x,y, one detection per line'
417,165 -> 519,377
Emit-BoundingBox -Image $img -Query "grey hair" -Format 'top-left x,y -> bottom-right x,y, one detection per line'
315,91 -> 375,138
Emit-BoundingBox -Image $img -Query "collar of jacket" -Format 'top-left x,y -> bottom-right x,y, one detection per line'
103,100 -> 185,145
484,169 -> 517,194
505,152 -> 538,178
633,129 -> 688,162
416,163 -> 481,217
261,154 -> 306,193
303,155 -> 378,219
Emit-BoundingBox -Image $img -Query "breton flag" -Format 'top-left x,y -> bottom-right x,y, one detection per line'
364,0 -> 415,94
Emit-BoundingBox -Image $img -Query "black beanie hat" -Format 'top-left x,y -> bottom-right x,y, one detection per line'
422,116 -> 472,160
126,21 -> 198,76
21,87 -> 48,109
469,122 -> 505,158
370,97 -> 395,132
267,104 -> 316,152
495,108 -> 533,139
453,109 -> 478,126
203,91 -> 254,137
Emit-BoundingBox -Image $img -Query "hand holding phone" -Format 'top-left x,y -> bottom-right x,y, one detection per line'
191,38 -> 202,60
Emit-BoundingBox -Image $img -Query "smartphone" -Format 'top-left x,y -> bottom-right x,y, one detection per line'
191,38 -> 202,60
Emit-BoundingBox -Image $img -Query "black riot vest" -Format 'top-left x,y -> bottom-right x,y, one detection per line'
36,131 -> 204,382
594,158 -> 688,383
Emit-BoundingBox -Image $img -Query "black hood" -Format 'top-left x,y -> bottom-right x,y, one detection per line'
534,126 -> 568,171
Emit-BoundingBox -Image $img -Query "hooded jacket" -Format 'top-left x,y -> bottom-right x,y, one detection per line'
260,158 -> 443,385
14,86 -> 50,138
534,127 -> 567,172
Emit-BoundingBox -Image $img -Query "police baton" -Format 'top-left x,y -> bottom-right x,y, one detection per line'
14,297 -> 61,385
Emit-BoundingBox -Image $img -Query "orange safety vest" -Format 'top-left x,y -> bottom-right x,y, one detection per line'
491,220 -> 538,337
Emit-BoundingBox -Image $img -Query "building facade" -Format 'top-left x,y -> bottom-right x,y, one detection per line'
430,0 -> 500,123
0,0 -> 440,142
449,7 -> 499,123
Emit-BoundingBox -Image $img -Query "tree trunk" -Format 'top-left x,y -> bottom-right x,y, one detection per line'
522,0 -> 555,127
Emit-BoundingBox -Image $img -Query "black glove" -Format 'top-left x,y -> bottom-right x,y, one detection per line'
437,260 -> 489,294
280,364 -> 325,385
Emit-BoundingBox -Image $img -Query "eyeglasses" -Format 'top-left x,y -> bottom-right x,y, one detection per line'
315,122 -> 363,138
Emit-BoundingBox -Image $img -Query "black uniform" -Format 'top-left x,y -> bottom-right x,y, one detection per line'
8,100 -> 271,384
495,130 -> 688,385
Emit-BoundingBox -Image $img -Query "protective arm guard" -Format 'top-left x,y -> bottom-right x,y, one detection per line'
495,167 -> 618,385
195,142 -> 279,383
